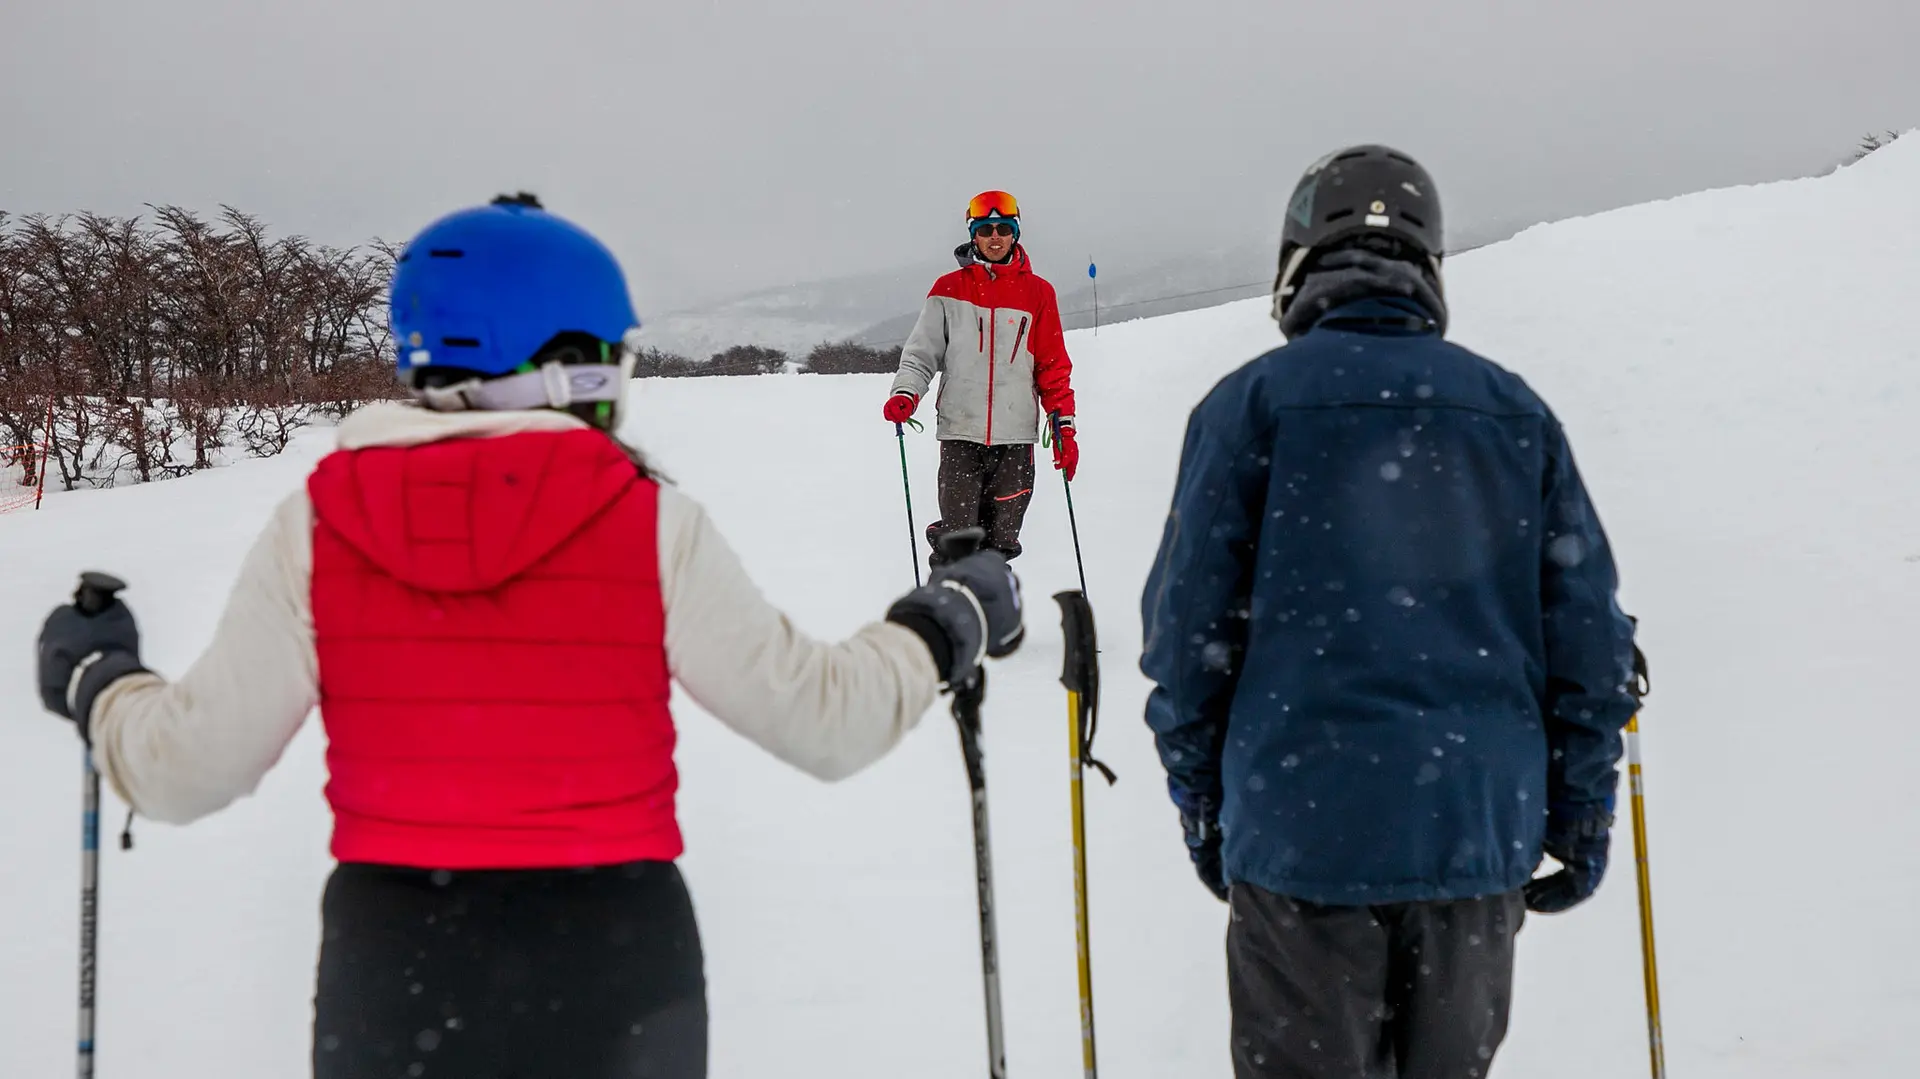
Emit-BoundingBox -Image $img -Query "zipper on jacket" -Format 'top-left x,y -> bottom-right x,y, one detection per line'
986,311 -> 997,445
1010,316 -> 1028,364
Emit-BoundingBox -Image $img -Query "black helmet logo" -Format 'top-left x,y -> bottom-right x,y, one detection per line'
1287,182 -> 1317,230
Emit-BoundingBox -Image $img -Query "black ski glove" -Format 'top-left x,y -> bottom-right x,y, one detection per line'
1525,800 -> 1613,914
1180,800 -> 1229,903
37,576 -> 149,743
886,535 -> 1024,685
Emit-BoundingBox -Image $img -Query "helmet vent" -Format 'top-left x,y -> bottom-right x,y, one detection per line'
440,337 -> 482,348
1400,212 -> 1427,228
428,249 -> 465,258
1335,150 -> 1368,162
1324,208 -> 1355,223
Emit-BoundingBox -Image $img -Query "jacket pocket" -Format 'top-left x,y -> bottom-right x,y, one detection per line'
977,316 -> 984,355
1010,316 -> 1029,364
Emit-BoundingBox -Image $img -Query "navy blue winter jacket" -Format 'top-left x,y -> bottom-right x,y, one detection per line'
1141,297 -> 1639,905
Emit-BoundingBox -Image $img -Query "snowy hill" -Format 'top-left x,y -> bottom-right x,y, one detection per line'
644,219 -> 1534,361
4,136 -> 1920,1078
637,260 -> 948,363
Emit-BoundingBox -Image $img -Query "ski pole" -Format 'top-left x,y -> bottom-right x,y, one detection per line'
895,422 -> 921,588
1627,714 -> 1665,1079
71,571 -> 125,1079
938,529 -> 1005,1078
1625,645 -> 1665,1079
79,751 -> 101,1079
1047,413 -> 1089,600
1054,592 -> 1114,1079
952,670 -> 1004,1079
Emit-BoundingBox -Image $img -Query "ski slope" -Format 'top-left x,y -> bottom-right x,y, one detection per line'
5,137 -> 1920,1077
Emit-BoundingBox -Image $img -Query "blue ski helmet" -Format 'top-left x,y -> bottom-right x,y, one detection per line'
389,194 -> 639,384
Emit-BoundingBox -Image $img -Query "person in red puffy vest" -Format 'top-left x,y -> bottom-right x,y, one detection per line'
884,190 -> 1078,567
34,193 -> 1026,1079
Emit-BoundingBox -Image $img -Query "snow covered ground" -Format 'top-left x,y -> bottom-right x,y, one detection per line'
5,136 -> 1919,1077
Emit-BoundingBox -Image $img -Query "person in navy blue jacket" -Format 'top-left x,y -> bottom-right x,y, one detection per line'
1140,146 -> 1642,1079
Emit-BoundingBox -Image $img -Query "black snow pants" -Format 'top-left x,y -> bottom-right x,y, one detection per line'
313,860 -> 707,1079
927,439 -> 1035,565
1226,883 -> 1525,1079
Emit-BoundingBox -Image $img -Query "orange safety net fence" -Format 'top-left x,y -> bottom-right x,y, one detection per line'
0,439 -> 50,514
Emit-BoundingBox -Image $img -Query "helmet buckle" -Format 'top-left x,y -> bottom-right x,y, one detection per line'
540,361 -> 573,409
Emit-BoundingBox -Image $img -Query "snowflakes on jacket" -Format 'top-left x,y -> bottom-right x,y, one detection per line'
891,243 -> 1076,445
1140,297 -> 1640,906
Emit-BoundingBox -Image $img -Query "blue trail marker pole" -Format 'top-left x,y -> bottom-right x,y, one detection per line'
1088,261 -> 1099,335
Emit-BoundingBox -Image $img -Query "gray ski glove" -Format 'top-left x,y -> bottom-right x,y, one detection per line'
886,529 -> 1024,685
37,572 -> 148,743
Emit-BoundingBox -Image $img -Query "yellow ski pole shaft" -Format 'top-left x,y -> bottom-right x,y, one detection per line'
1055,591 -> 1110,1079
1067,689 -> 1097,1078
1626,713 -> 1667,1079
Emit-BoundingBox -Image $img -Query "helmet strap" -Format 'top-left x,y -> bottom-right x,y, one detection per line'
1270,244 -> 1315,324
413,345 -> 634,431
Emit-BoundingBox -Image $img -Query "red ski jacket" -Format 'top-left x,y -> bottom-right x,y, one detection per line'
891,244 -> 1076,445
306,429 -> 680,869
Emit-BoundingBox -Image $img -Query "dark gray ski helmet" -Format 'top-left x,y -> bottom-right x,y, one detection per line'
1273,145 -> 1444,322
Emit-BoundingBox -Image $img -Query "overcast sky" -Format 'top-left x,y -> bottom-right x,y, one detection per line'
3,1 -> 1915,312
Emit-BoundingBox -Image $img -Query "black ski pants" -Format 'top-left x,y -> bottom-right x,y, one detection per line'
928,439 -> 1035,564
1226,883 -> 1524,1079
313,860 -> 707,1079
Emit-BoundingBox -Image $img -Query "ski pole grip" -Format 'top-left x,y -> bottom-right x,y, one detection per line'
936,527 -> 987,564
1054,591 -> 1096,694
74,572 -> 127,617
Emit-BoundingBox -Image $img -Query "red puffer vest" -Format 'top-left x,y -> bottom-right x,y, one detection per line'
306,428 -> 680,869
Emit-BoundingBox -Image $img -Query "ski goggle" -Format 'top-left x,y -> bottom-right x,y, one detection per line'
966,190 -> 1020,222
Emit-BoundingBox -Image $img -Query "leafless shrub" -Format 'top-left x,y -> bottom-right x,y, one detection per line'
705,345 -> 790,376
632,347 -> 703,378
0,207 -> 400,489
801,340 -> 901,374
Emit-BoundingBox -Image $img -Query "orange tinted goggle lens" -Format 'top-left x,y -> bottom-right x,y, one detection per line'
967,190 -> 1020,220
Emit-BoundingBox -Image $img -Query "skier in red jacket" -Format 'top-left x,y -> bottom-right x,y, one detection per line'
885,190 -> 1078,567
34,194 -> 1025,1079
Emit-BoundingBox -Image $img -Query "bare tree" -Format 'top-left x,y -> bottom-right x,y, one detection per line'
1854,131 -> 1904,162
0,207 -> 401,493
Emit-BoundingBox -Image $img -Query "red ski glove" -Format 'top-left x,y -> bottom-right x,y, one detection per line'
883,392 -> 919,424
1052,417 -> 1079,481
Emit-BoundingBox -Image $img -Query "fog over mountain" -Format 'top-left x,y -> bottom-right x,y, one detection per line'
4,2 -> 1910,360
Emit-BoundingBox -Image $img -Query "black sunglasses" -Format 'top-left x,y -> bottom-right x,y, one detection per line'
973,222 -> 1016,238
